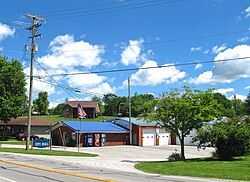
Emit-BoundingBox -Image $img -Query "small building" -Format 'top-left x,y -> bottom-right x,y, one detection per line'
113,117 -> 171,147
51,121 -> 129,147
63,101 -> 100,119
0,118 -> 52,138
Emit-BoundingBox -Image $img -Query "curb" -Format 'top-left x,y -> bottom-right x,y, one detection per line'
0,159 -> 117,182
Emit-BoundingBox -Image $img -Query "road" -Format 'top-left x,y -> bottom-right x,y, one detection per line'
0,152 -> 228,182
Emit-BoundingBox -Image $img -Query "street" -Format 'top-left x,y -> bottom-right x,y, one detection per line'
0,150 -> 229,182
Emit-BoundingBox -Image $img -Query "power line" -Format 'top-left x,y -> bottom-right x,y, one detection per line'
48,29 -> 250,53
41,0 -> 138,16
40,56 -> 250,78
33,77 -> 104,96
46,0 -> 184,20
9,29 -> 249,54
34,60 -> 80,101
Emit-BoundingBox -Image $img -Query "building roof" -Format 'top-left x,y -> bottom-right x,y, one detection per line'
113,117 -> 163,129
0,118 -> 52,126
61,121 -> 129,134
66,101 -> 100,113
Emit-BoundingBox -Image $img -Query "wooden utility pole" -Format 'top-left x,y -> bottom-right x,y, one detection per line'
25,14 -> 44,150
128,77 -> 132,145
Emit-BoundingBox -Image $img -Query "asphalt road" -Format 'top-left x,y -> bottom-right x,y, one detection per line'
0,153 -> 228,182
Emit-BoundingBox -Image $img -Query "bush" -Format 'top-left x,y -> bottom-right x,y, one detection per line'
168,152 -> 182,162
194,117 -> 250,161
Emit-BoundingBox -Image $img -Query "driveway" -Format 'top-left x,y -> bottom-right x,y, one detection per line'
1,144 -> 215,173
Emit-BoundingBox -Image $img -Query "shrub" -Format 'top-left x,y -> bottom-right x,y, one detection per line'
194,117 -> 250,161
168,152 -> 182,162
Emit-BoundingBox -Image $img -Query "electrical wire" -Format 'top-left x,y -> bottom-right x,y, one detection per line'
49,29 -> 249,53
45,0 -> 184,20
40,56 -> 250,78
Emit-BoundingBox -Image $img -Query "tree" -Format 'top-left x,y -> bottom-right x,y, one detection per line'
92,95 -> 104,115
213,93 -> 234,117
103,94 -> 127,116
245,92 -> 250,115
33,91 -> 49,115
145,87 -> 222,160
194,117 -> 250,160
0,57 -> 26,122
50,103 -> 65,115
131,93 -> 155,117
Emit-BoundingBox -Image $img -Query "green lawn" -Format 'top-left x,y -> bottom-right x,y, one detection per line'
0,147 -> 97,157
135,156 -> 250,181
19,115 -> 115,123
0,140 -> 27,145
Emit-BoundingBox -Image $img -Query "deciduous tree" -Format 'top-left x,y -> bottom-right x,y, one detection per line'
0,56 -> 26,122
145,87 -> 222,160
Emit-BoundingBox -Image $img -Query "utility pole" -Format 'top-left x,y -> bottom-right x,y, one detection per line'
128,77 -> 132,145
25,13 -> 44,150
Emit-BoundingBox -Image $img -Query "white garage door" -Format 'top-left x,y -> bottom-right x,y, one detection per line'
143,129 -> 155,146
159,128 -> 170,146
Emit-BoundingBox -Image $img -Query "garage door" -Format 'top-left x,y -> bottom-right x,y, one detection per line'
159,128 -> 170,146
142,129 -> 155,146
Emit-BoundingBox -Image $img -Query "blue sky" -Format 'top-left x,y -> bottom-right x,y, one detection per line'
0,0 -> 249,108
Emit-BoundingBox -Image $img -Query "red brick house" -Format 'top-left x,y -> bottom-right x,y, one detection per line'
51,121 -> 129,147
63,101 -> 100,119
113,117 -> 171,146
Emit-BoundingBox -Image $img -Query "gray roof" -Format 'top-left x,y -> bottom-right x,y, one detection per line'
113,117 -> 163,129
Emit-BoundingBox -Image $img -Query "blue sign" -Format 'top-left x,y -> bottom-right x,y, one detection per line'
33,138 -> 50,148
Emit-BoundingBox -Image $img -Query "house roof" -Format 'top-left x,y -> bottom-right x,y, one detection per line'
113,117 -> 163,129
66,101 -> 100,113
61,121 -> 129,134
0,118 -> 52,126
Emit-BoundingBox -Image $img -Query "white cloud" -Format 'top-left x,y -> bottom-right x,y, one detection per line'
229,94 -> 247,101
24,67 -> 56,96
203,49 -> 209,54
121,39 -> 143,66
37,34 -> 104,70
0,23 -> 15,42
66,74 -> 115,95
189,45 -> 250,84
212,44 -> 227,54
123,60 -> 186,86
238,36 -> 250,43
214,88 -> 235,95
246,6 -> 250,18
245,86 -> 250,90
66,74 -> 106,87
195,63 -> 202,70
190,47 -> 202,51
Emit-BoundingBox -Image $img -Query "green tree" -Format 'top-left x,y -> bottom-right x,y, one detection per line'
194,117 -> 250,160
0,57 -> 26,122
213,93 -> 234,117
92,95 -> 104,115
33,91 -> 49,115
232,98 -> 245,116
145,87 -> 222,160
131,93 -> 155,117
50,103 -> 65,115
245,92 -> 250,115
103,94 -> 119,116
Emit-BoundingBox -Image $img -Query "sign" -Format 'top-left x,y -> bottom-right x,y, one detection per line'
33,138 -> 49,148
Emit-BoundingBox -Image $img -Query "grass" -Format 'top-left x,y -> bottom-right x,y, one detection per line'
135,156 -> 250,181
19,115 -> 115,123
0,147 -> 97,157
0,140 -> 27,145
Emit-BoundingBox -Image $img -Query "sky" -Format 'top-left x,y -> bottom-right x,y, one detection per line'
0,0 -> 249,108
